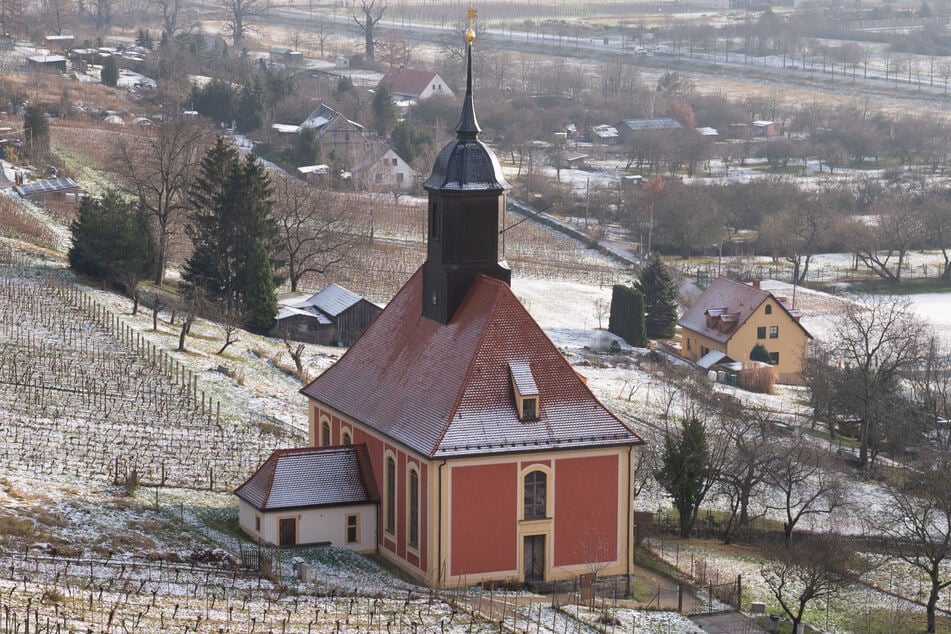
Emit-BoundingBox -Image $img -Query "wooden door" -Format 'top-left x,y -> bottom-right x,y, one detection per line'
279,518 -> 296,547
523,535 -> 545,582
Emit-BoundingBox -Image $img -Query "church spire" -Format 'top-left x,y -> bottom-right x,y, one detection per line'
420,7 -> 511,324
455,4 -> 480,139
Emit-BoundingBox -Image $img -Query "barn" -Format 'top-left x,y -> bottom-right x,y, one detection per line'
271,284 -> 381,347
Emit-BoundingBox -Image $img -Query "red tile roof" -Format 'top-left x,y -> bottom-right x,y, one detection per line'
678,276 -> 812,343
378,67 -> 440,98
235,445 -> 379,511
301,269 -> 642,458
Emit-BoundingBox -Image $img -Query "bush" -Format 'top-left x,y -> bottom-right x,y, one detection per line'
737,362 -> 777,394
750,343 -> 771,363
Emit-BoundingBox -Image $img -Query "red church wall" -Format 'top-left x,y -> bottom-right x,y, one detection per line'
450,463 -> 517,576
553,455 -> 619,568
313,405 -> 429,574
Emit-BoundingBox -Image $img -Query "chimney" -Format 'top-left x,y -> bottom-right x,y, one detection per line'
752,279 -> 760,289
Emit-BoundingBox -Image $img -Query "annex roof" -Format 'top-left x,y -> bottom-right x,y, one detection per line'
302,269 -> 642,459
378,67 -> 440,97
235,445 -> 379,511
678,276 -> 812,344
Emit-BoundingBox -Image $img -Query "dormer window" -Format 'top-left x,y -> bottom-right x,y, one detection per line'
509,361 -> 540,421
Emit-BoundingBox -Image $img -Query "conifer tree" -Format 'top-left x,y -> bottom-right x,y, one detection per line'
634,254 -> 679,339
243,240 -> 277,333
750,343 -> 772,363
656,417 -> 710,538
183,137 -> 278,330
101,55 -> 119,87
68,190 -> 156,306
23,104 -> 50,157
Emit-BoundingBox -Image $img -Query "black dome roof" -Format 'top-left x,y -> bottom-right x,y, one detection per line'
423,137 -> 510,192
422,39 -> 510,193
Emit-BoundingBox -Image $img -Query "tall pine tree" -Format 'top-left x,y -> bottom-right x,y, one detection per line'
634,254 -> 679,339
183,137 -> 279,330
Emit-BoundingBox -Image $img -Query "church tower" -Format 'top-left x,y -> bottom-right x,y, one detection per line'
421,16 -> 511,324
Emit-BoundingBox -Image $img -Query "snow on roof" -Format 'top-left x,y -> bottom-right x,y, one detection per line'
302,269 -> 643,458
304,283 -> 363,317
592,125 -> 619,139
697,349 -> 729,369
235,445 -> 379,511
15,177 -> 79,197
619,118 -> 682,131
272,123 -> 301,134
297,164 -> 329,175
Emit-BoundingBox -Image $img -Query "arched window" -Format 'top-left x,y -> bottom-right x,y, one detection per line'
342,432 -> 352,445
321,421 -> 331,447
765,304 -> 772,315
408,468 -> 419,549
385,457 -> 396,535
524,471 -> 547,520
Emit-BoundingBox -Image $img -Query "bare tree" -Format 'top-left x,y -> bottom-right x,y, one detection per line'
283,334 -> 305,374
352,0 -> 385,62
213,298 -> 244,354
761,537 -> 856,633
716,411 -> 779,544
766,441 -> 843,545
153,0 -> 182,40
830,295 -> 928,468
112,114 -> 208,287
271,175 -> 360,293
314,17 -> 332,58
874,451 -> 951,633
221,0 -> 263,47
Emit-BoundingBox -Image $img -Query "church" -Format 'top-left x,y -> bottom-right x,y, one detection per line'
238,22 -> 643,588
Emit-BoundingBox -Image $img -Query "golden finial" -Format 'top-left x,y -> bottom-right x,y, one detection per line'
465,3 -> 477,44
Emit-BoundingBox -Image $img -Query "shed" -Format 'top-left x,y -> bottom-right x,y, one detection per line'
27,55 -> 68,72
271,283 -> 381,346
235,445 -> 379,549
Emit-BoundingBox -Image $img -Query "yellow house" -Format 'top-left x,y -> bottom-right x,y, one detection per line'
678,277 -> 812,384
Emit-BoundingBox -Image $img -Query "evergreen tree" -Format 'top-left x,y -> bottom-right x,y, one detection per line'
183,137 -> 279,330
372,84 -> 396,135
243,240 -> 277,333
235,78 -> 265,133
23,104 -> 49,156
656,417 -> 710,538
391,120 -> 432,164
101,55 -> 119,87
750,343 -> 772,363
634,254 -> 679,339
68,190 -> 155,289
608,285 -> 647,347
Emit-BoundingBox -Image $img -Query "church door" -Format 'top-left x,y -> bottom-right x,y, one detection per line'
523,535 -> 545,582
279,518 -> 297,547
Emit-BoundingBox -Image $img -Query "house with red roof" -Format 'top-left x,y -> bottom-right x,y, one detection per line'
678,276 -> 812,384
240,29 -> 642,589
378,67 -> 455,102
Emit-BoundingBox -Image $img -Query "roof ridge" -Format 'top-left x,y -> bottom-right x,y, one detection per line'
429,276 -> 507,457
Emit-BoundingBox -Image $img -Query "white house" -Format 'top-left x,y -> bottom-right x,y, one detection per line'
353,145 -> 416,192
235,446 -> 379,551
378,67 -> 455,102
